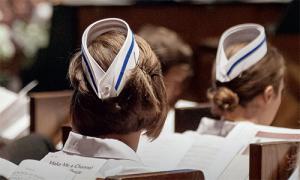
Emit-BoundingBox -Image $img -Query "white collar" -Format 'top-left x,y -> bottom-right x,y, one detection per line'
63,132 -> 141,162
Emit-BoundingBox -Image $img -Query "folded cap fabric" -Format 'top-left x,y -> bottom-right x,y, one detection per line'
216,23 -> 267,82
81,18 -> 139,99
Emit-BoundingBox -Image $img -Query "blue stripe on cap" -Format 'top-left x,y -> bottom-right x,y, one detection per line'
114,33 -> 135,91
226,37 -> 266,76
81,47 -> 98,93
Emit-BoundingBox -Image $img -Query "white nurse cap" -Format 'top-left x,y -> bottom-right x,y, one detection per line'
81,18 -> 139,99
216,23 -> 267,82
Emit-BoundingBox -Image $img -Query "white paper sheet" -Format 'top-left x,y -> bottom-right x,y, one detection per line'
177,133 -> 224,168
289,166 -> 299,180
138,131 -> 243,180
10,160 -> 75,180
215,122 -> 300,180
216,154 -> 249,180
0,87 -> 17,113
137,133 -> 195,171
42,152 -> 106,176
0,157 -> 18,178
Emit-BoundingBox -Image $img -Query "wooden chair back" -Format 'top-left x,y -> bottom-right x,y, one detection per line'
103,169 -> 204,180
250,141 -> 299,180
175,103 -> 218,133
29,91 -> 73,144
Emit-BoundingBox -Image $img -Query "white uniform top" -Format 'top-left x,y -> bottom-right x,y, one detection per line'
197,117 -> 236,137
41,132 -> 154,179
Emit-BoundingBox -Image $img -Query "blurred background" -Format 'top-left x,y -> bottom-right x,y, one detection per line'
0,0 -> 299,143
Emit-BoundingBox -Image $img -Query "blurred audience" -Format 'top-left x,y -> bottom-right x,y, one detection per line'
0,0 -> 52,90
138,25 -> 193,108
138,25 -> 196,135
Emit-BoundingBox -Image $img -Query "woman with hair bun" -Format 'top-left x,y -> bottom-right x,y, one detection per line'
198,23 -> 286,137
41,18 -> 168,178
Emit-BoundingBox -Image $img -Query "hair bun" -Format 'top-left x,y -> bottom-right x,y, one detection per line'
211,87 -> 239,112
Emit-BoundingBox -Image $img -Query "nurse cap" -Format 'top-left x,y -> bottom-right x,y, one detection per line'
81,18 -> 139,99
216,23 -> 267,82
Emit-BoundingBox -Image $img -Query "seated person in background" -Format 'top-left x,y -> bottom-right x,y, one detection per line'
0,134 -> 55,165
198,23 -> 286,137
41,18 -> 168,178
138,25 -> 196,134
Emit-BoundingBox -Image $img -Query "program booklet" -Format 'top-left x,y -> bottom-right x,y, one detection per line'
137,121 -> 300,180
0,158 -> 75,180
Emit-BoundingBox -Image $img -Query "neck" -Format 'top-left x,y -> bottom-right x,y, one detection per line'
99,131 -> 142,152
223,105 -> 259,124
223,106 -> 244,121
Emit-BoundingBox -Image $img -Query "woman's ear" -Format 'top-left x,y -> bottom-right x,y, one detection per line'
263,85 -> 275,104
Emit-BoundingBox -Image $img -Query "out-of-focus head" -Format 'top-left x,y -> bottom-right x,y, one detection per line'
0,0 -> 14,25
11,0 -> 33,22
138,25 -> 193,107
209,24 -> 285,125
68,18 -> 167,140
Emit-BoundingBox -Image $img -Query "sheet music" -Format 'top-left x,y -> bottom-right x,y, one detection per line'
215,122 -> 300,180
218,154 -> 249,180
177,133 -> 223,168
226,122 -> 258,144
204,136 -> 245,180
138,130 -> 247,179
137,133 -> 195,171
139,121 -> 300,180
177,133 -> 227,179
139,131 -> 244,179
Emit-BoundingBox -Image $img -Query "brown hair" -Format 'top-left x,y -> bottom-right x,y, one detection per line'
68,31 -> 168,139
208,43 -> 285,113
138,25 -> 193,75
